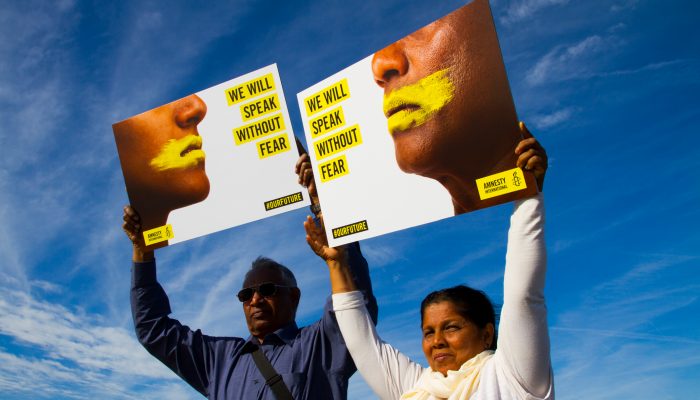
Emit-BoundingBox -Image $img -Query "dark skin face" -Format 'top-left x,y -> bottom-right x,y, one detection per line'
113,94 -> 210,230
421,301 -> 494,376
241,268 -> 300,342
372,0 -> 519,212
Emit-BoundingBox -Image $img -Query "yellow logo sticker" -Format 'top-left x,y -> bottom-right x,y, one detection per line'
225,73 -> 276,106
475,167 -> 527,200
143,224 -> 174,246
304,78 -> 350,116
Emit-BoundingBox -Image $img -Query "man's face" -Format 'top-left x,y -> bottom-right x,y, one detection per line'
371,0 -> 517,180
241,268 -> 299,340
113,94 -> 210,211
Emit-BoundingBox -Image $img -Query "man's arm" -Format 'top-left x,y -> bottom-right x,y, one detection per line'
124,206 -> 220,396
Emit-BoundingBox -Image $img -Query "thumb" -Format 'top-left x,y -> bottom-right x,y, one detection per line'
519,121 -> 533,139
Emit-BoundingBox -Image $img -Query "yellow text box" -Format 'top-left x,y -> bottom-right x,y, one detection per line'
233,114 -> 285,145
475,167 -> 527,200
309,107 -> 346,138
257,132 -> 291,159
318,154 -> 349,183
313,124 -> 362,160
240,93 -> 280,122
304,78 -> 350,116
225,73 -> 275,106
143,224 -> 174,246
264,192 -> 304,211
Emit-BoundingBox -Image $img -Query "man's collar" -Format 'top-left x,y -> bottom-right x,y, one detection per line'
245,321 -> 299,348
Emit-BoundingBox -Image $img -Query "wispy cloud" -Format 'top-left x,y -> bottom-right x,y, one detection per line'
526,35 -> 610,86
500,0 -> 569,25
531,107 -> 575,130
552,254 -> 700,399
0,286 -> 191,399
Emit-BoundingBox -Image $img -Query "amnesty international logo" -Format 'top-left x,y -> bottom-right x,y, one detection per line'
476,167 -> 528,200
512,170 -> 522,187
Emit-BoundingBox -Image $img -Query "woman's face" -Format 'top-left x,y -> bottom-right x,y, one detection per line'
421,301 -> 493,375
371,0 -> 516,180
113,94 -> 210,210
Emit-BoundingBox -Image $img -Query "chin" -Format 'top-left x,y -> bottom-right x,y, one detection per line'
163,174 -> 210,211
392,127 -> 443,177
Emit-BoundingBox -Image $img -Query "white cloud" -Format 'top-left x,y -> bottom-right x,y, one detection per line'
500,0 -> 569,25
0,285 -> 198,399
527,35 -> 608,86
532,107 -> 575,130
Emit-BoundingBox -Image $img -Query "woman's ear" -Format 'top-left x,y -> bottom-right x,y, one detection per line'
483,322 -> 495,349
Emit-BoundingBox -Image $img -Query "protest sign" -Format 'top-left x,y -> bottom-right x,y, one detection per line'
297,0 -> 538,246
114,64 -> 308,249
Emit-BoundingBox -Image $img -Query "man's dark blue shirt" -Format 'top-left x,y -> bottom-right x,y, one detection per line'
131,243 -> 377,399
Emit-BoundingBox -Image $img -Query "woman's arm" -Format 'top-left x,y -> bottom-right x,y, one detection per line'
496,125 -> 552,398
305,217 -> 424,399
497,195 -> 551,397
333,292 -> 424,400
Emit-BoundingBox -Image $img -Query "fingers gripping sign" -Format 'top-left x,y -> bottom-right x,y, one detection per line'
515,122 -> 548,191
122,205 -> 154,262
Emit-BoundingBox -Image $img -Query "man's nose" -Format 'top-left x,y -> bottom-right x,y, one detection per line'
174,94 -> 207,128
249,290 -> 264,305
371,41 -> 409,89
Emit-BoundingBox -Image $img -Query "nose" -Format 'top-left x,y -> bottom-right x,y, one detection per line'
371,42 -> 409,88
174,94 -> 207,128
431,330 -> 447,348
249,290 -> 264,305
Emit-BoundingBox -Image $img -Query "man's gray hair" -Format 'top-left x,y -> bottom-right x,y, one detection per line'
246,256 -> 298,287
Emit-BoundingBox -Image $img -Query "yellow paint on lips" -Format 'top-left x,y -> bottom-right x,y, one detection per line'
149,135 -> 205,172
383,68 -> 455,135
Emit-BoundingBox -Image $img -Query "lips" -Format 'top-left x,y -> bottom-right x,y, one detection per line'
433,352 -> 453,363
385,103 -> 420,119
150,134 -> 206,172
180,135 -> 202,156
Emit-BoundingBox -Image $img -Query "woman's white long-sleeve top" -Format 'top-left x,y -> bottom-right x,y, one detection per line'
333,194 -> 554,399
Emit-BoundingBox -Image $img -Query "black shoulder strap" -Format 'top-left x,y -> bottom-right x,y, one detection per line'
249,345 -> 294,400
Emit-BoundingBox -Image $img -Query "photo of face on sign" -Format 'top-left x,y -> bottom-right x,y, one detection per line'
113,94 -> 210,248
371,0 -> 536,214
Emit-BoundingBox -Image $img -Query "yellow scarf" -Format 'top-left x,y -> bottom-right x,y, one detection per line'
400,350 -> 495,400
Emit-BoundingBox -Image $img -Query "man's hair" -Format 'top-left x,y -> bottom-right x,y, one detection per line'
245,256 -> 298,288
420,285 -> 498,350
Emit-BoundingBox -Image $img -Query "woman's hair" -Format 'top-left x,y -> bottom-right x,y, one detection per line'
420,285 -> 498,350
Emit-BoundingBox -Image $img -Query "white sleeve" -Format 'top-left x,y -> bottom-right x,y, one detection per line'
333,291 -> 424,400
495,193 -> 553,398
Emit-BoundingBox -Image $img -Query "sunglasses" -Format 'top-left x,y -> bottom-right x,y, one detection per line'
237,283 -> 294,303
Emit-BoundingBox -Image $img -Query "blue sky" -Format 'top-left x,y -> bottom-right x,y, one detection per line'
1,0 -> 698,398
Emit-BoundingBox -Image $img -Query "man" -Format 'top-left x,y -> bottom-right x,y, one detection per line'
123,152 -> 377,399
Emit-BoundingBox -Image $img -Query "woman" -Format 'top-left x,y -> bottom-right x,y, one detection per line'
305,131 -> 552,399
